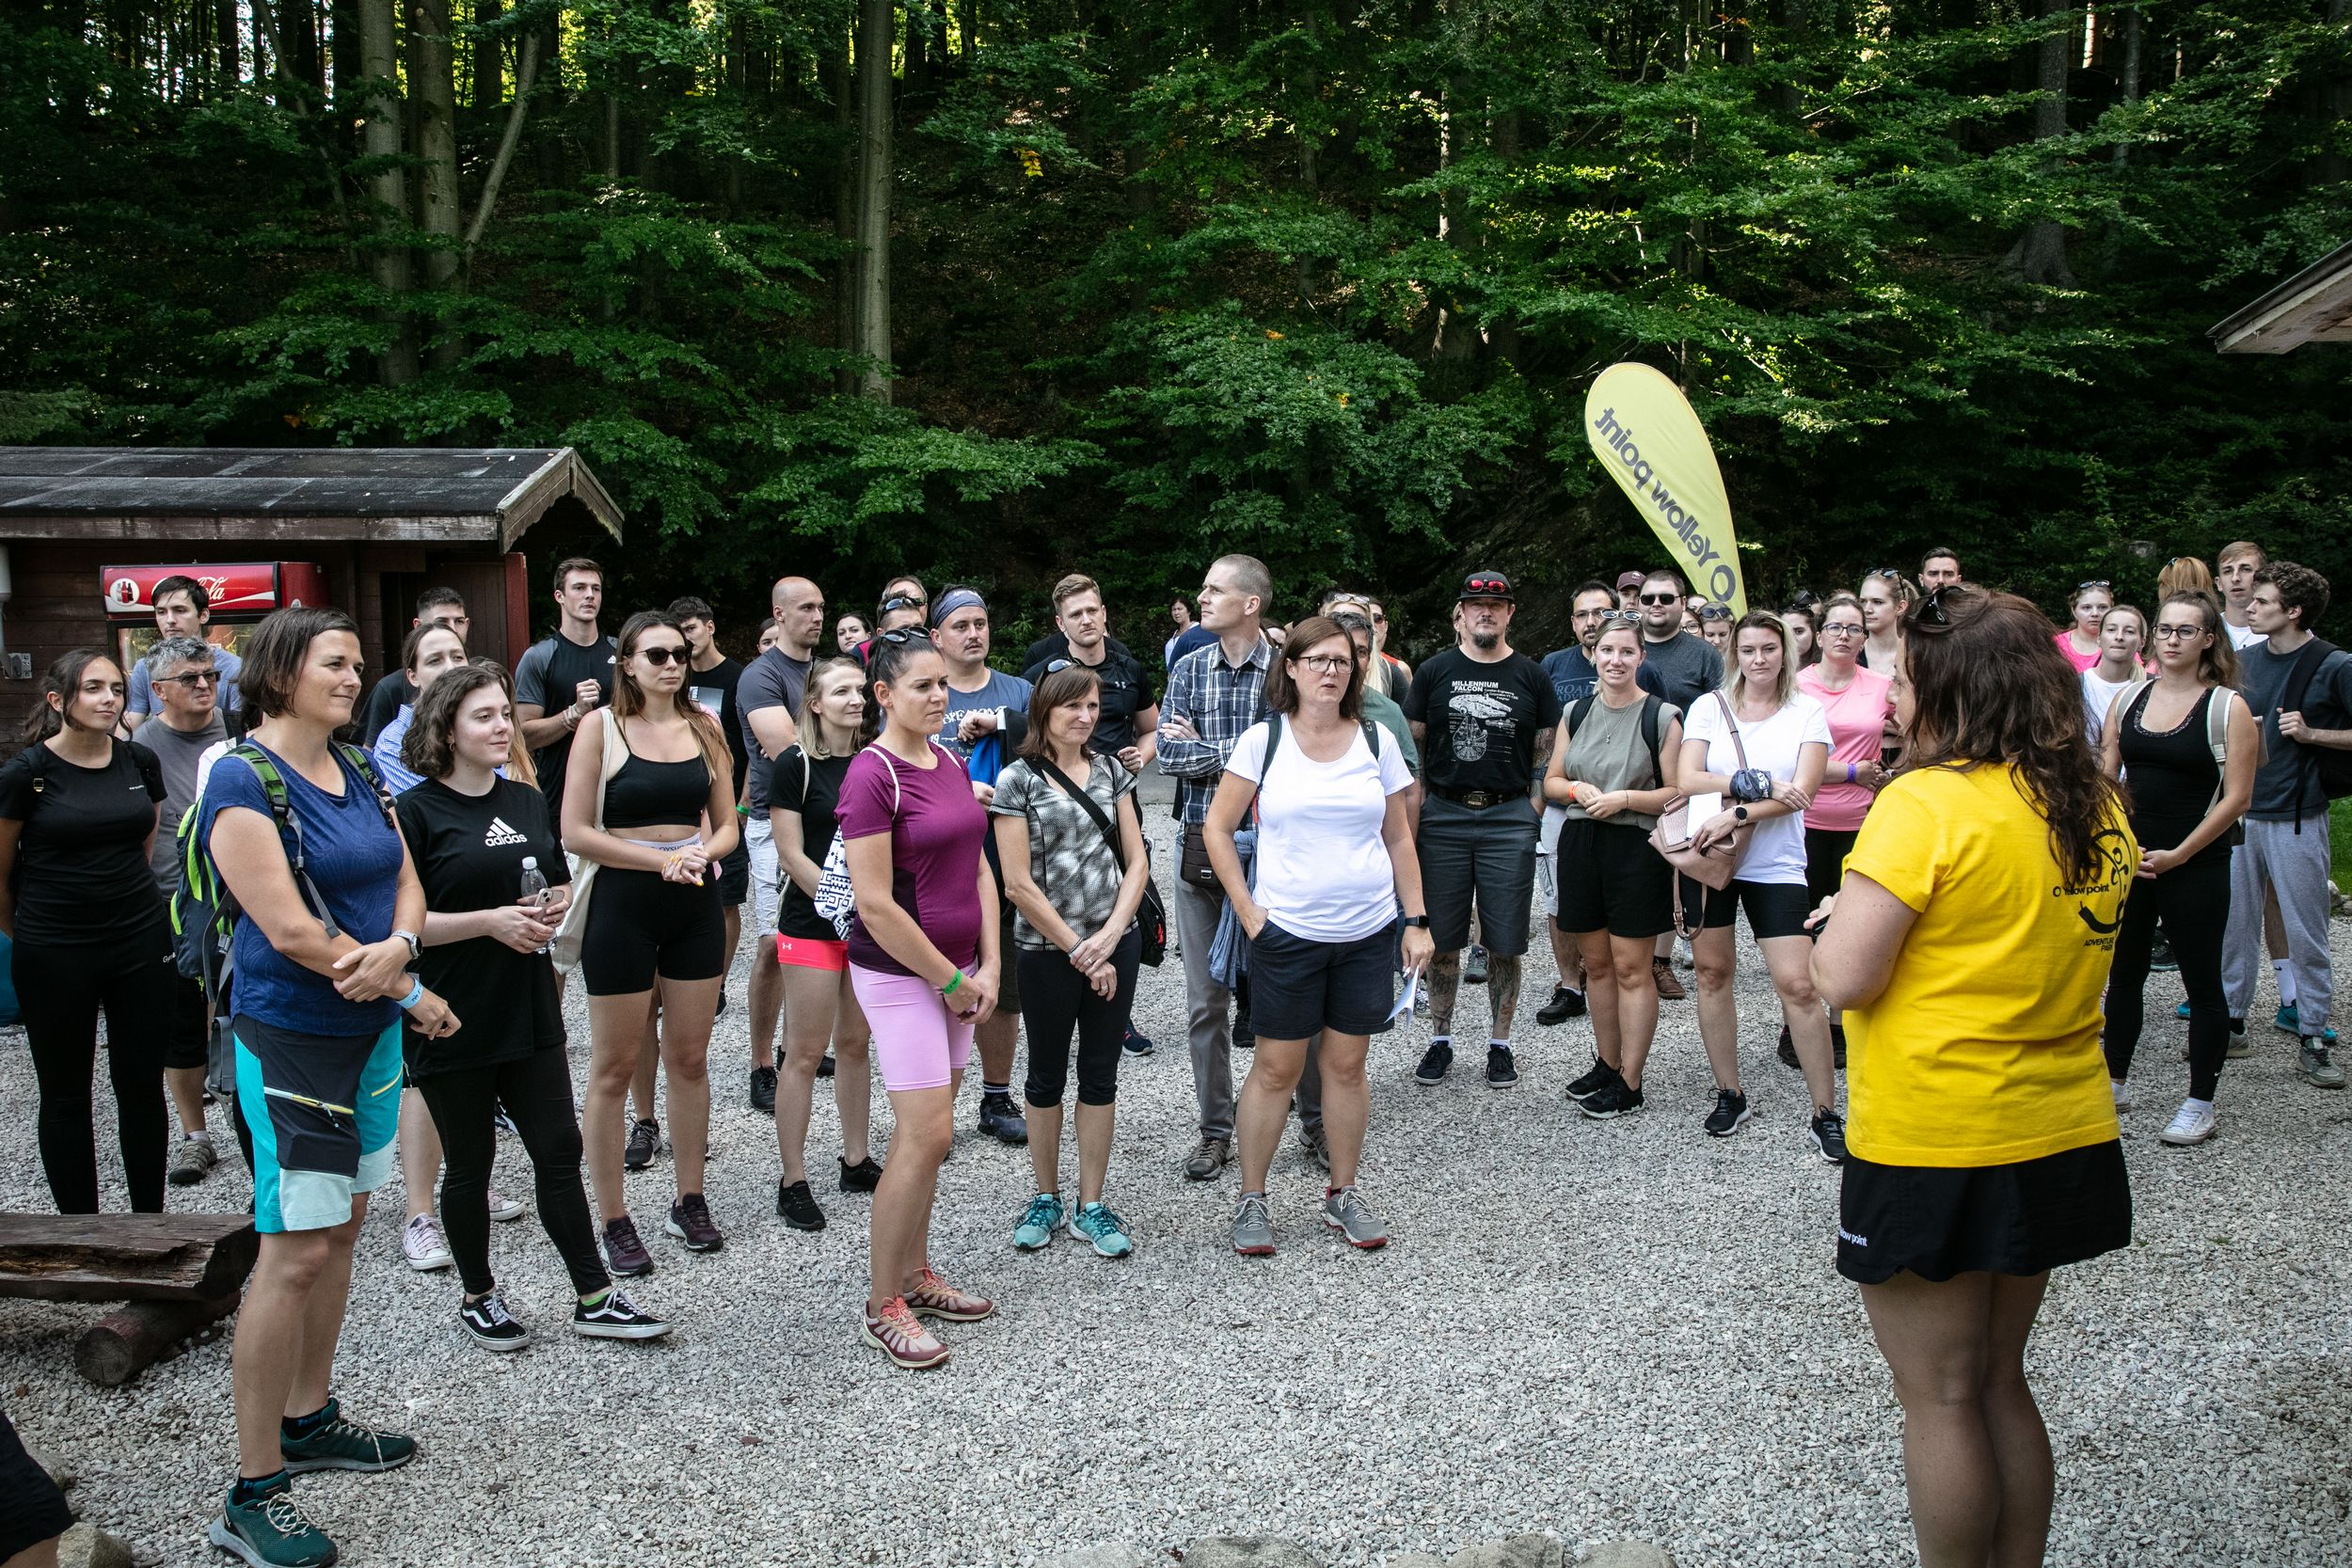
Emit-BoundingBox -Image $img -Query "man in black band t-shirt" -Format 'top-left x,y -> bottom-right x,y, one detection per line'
1403,571 -> 1562,1091
513,558 -> 616,832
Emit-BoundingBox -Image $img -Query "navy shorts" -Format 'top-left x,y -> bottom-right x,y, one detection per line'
232,1015 -> 402,1234
1417,795 -> 1538,956
1247,920 -> 1395,1040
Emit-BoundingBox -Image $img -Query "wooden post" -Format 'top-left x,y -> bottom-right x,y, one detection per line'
74,1295 -> 241,1387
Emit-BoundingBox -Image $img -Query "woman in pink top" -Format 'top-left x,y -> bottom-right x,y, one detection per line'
1796,593 -> 1894,1064
2052,580 -> 2113,673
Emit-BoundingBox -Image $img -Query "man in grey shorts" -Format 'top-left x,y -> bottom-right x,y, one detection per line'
1404,572 -> 1562,1090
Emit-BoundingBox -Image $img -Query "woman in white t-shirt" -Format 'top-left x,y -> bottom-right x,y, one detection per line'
2078,603 -> 2147,745
1677,612 -> 1839,1157
1204,616 -> 1433,1259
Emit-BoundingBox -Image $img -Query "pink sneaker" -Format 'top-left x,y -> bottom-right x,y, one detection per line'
862,1297 -> 948,1370
904,1266 -> 995,1323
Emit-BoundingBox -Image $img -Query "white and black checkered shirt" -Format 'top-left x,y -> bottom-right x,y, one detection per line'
1157,634 -> 1273,825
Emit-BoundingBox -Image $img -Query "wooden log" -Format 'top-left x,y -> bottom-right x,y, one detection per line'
0,1212 -> 258,1304
73,1295 -> 239,1387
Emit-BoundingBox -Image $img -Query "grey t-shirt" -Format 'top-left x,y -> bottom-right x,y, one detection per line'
142,712 -> 228,889
988,754 -> 1136,951
2241,639 -> 2352,820
1561,694 -> 1680,832
736,647 -> 813,812
1641,632 -> 1723,712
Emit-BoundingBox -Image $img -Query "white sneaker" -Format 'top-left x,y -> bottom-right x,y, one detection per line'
2158,1099 -> 2217,1146
403,1213 -> 454,1271
2110,1079 -> 2134,1112
486,1188 -> 528,1223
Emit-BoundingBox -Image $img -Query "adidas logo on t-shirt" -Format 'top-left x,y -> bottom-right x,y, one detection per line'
484,816 -> 528,847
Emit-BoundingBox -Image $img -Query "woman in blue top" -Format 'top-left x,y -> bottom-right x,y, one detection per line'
199,607 -> 459,1568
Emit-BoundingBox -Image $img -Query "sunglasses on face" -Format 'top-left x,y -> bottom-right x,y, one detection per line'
635,645 -> 689,666
1639,593 -> 1680,606
157,671 -> 222,689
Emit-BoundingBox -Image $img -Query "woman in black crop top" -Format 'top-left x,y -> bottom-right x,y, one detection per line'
2098,592 -> 2256,1147
562,611 -> 739,1271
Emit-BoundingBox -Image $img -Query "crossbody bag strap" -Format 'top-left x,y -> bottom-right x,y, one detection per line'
1715,692 -> 1752,772
1035,757 -> 1128,873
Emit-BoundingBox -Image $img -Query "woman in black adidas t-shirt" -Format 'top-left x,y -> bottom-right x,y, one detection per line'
0,650 -> 171,1214
396,663 -> 667,1349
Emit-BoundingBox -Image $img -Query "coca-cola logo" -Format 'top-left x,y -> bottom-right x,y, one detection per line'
105,577 -> 141,609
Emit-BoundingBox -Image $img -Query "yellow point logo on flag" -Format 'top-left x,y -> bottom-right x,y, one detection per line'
1583,363 -> 1745,616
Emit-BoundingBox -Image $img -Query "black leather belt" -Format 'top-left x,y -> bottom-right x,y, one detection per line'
1430,784 -> 1512,809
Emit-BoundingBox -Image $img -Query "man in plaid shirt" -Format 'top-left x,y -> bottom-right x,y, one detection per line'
1158,554 -> 1279,1180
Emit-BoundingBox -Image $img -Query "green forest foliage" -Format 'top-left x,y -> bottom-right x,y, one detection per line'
2,0 -> 2346,654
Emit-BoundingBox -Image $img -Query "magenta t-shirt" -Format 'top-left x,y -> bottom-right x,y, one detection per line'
1797,664 -> 1895,832
837,740 -> 988,977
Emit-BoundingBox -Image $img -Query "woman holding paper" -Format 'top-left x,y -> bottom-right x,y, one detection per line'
1203,616 -> 1432,1259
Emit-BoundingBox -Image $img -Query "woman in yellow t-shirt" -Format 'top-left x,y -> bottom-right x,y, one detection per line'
1810,586 -> 2135,1568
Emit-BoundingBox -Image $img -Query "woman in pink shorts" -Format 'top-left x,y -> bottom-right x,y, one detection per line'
840,632 -> 1002,1370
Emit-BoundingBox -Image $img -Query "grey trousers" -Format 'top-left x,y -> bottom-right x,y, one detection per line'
2221,818 -> 2334,1033
1173,878 -> 1322,1142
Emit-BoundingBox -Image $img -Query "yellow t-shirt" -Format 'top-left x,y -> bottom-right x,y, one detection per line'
1843,763 -> 2136,1167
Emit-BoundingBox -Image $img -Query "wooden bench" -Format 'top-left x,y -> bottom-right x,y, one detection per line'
0,1212 -> 258,1386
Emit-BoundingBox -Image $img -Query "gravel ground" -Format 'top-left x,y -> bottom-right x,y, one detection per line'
5,776 -> 2350,1567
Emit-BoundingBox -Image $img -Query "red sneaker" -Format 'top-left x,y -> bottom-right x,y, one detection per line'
862,1297 -> 949,1370
904,1266 -> 995,1323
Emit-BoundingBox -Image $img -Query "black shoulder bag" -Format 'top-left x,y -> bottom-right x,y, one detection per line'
1031,758 -> 1168,967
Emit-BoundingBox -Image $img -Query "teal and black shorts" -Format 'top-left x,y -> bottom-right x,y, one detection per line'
231,1015 -> 402,1234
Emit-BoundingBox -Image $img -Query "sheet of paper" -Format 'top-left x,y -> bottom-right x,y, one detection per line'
1688,790 -> 1724,823
1386,970 -> 1421,1024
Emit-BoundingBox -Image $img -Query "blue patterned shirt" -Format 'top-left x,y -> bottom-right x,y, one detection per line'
1157,633 -> 1273,825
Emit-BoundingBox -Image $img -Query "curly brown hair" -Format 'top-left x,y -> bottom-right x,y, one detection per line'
404,660 -> 536,787
1901,587 -> 2127,880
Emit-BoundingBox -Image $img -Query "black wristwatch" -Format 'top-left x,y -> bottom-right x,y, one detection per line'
1733,805 -> 1750,822
1402,914 -> 1430,928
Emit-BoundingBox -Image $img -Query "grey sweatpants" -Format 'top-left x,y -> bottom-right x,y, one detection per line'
2221,818 -> 2333,1033
1173,877 -> 1322,1143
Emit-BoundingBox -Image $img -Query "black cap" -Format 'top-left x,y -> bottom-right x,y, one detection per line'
1457,571 -> 1515,604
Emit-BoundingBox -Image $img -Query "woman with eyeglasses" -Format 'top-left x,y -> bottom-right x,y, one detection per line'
1206,616 -> 1431,1256
1546,613 -> 1684,1120
2079,604 -> 2149,745
1795,593 -> 1894,1067
2099,593 -> 2256,1146
1677,612 -> 1843,1158
1811,587 -> 2133,1568
564,610 -> 739,1275
2053,580 -> 2114,673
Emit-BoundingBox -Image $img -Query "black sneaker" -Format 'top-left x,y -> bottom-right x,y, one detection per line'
1703,1089 -> 1753,1137
1122,1027 -> 1155,1057
977,1093 -> 1029,1145
1565,1056 -> 1620,1102
1413,1041 -> 1454,1086
1777,1024 -> 1798,1069
748,1065 -> 778,1114
2150,936 -> 2178,974
623,1118 -> 661,1171
666,1194 -> 724,1252
1580,1079 -> 1645,1119
1465,944 -> 1489,984
838,1154 -> 884,1193
572,1287 -> 672,1340
459,1291 -> 531,1353
1831,1022 -> 1847,1069
1535,986 -> 1587,1025
1233,1009 -> 1256,1052
775,1179 -> 826,1231
1809,1109 -> 1849,1164
1486,1045 -> 1518,1089
817,1053 -> 837,1079
603,1216 -> 654,1276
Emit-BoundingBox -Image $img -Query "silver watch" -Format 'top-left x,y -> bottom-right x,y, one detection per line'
393,928 -> 422,962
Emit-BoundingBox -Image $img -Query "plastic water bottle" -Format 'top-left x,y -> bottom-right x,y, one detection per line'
520,856 -> 552,953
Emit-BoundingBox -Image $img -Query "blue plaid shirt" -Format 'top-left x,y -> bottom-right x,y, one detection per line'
1157,633 -> 1273,825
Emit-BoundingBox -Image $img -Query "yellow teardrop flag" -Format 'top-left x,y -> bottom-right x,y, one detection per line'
1583,363 -> 1745,616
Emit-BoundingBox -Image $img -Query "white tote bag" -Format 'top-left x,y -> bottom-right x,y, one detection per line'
550,708 -> 628,972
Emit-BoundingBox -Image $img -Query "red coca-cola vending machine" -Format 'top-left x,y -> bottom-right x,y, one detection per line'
101,562 -> 332,674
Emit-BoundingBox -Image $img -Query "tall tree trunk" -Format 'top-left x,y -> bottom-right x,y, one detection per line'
852,0 -> 893,402
905,0 -> 930,103
1432,66 -> 1479,363
278,0 -> 323,96
219,0 -> 240,83
2110,5 -> 2140,166
358,0 -> 421,384
410,0 -> 462,371
1776,0 -> 1806,117
2321,0 -> 2350,187
2009,0 -> 2074,286
826,31 -> 859,394
471,0 -> 501,109
958,0 -> 974,66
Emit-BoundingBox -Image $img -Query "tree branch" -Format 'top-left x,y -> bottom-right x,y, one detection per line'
464,30 -> 541,262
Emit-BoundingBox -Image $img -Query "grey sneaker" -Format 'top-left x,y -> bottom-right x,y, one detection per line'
2300,1038 -> 2346,1089
167,1134 -> 218,1187
1320,1184 -> 1389,1249
1183,1136 -> 1232,1181
1298,1123 -> 1330,1173
1231,1192 -> 1275,1256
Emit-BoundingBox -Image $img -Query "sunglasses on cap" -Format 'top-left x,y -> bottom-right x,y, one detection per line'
1461,577 -> 1511,597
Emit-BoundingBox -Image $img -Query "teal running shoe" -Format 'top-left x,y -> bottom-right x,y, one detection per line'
1012,1192 -> 1065,1251
1068,1201 -> 1135,1258
2275,1004 -> 2338,1044
209,1478 -> 337,1568
278,1400 -> 415,1475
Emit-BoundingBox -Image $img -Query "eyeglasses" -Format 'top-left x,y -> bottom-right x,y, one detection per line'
1639,593 -> 1680,606
1294,655 -> 1352,673
1597,610 -> 1644,626
2152,624 -> 2207,641
1820,622 -> 1865,637
157,671 -> 222,688
635,645 -> 689,666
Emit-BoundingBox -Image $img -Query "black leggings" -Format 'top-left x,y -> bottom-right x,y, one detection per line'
1804,826 -> 1859,916
2103,850 -> 2232,1101
15,937 -> 172,1213
1019,929 -> 1142,1109
415,1049 -> 609,1299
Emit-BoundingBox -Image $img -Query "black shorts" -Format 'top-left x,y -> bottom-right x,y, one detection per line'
1418,795 -> 1538,956
1685,878 -> 1813,941
1247,920 -> 1395,1040
716,838 -> 751,909
0,1409 -> 72,1560
1837,1140 -> 2131,1285
1553,817 -> 1675,940
166,968 -> 210,1072
1804,826 -> 1860,916
581,867 -> 726,996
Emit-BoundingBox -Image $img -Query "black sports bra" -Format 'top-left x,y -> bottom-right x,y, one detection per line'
603,721 -> 709,831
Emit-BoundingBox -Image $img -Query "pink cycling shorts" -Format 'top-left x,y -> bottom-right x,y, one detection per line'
848,963 -> 977,1092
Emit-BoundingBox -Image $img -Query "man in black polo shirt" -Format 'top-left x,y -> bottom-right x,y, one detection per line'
514,557 -> 616,830
1405,571 -> 1560,1090
1022,573 -> 1159,770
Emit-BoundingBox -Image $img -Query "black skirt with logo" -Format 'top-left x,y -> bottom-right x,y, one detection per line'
1836,1139 -> 2131,1285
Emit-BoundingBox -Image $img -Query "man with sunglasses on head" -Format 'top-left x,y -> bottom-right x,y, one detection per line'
142,636 -> 230,1186
1534,583 -> 1667,1025
1406,571 -> 1562,1089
